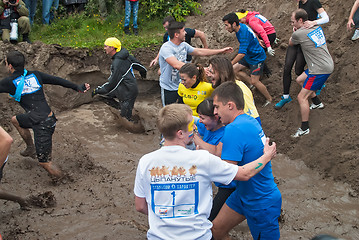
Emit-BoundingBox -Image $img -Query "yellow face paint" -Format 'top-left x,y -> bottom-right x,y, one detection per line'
187,118 -> 195,132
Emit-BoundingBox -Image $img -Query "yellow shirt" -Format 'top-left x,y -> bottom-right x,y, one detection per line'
236,80 -> 259,119
178,81 -> 214,116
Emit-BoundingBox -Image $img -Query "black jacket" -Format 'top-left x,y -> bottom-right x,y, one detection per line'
97,48 -> 147,101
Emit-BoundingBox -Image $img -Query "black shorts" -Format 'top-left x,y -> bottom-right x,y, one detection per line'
238,58 -> 264,76
16,114 -> 57,163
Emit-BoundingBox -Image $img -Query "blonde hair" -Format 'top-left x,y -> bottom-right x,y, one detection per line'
157,104 -> 192,140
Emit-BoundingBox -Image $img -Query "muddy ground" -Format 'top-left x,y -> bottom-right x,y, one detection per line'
0,0 -> 359,239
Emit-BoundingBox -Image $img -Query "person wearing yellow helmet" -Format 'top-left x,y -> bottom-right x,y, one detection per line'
92,37 -> 147,121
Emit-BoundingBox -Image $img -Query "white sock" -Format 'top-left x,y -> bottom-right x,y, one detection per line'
283,94 -> 290,99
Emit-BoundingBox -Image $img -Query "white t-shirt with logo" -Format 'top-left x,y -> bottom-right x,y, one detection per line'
134,145 -> 238,240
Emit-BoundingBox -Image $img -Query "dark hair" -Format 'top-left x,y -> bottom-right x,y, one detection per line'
294,9 -> 308,22
212,81 -> 244,110
222,12 -> 239,26
239,9 -> 246,13
162,15 -> 175,25
6,51 -> 25,71
179,63 -> 207,84
197,98 -> 215,117
167,21 -> 185,39
208,56 -> 235,88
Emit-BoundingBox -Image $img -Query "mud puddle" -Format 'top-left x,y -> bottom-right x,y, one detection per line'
0,100 -> 358,239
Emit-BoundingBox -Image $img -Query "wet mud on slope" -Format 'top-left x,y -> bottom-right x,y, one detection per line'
1,0 -> 359,236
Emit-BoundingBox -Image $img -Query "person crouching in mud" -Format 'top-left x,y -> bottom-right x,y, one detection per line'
0,50 -> 90,179
92,37 -> 147,121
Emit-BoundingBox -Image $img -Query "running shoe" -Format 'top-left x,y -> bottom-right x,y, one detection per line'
291,128 -> 310,138
274,96 -> 292,110
309,102 -> 325,109
352,29 -> 359,41
316,84 -> 326,96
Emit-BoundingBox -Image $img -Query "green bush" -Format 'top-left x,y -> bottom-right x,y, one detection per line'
140,0 -> 202,21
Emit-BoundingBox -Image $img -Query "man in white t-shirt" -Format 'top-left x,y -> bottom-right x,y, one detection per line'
158,21 -> 233,106
134,104 -> 277,240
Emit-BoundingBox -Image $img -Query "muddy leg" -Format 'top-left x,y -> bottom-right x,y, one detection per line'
39,161 -> 62,178
11,116 -> 36,158
0,188 -> 30,210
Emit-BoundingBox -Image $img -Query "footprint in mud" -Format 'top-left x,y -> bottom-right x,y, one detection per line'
109,107 -> 145,133
26,191 -> 57,208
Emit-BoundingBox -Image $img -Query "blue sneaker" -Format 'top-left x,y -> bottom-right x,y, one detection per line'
316,84 -> 326,96
274,96 -> 292,110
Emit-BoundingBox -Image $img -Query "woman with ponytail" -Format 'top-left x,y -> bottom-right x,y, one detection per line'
178,63 -> 214,116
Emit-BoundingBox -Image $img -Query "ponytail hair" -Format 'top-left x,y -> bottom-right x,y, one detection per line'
179,63 -> 207,82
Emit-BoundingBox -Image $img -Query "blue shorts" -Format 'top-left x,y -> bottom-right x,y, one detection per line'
303,69 -> 330,91
238,58 -> 264,76
226,195 -> 282,240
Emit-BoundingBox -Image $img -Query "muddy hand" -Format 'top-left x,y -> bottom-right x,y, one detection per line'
263,138 -> 276,159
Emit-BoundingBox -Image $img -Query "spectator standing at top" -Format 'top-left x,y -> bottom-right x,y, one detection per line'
124,0 -> 139,35
274,0 -> 329,109
158,21 -> 232,106
236,9 -> 276,56
23,0 -> 36,25
150,15 -> 208,67
222,12 -> 273,107
347,0 -> 359,40
289,9 -> 333,137
0,0 -> 31,43
42,0 -> 58,24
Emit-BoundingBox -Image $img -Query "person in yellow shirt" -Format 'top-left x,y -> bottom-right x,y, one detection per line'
206,56 -> 261,124
178,63 -> 214,116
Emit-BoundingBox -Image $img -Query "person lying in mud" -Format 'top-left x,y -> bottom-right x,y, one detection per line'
92,37 -> 147,121
134,103 -> 277,240
0,50 -> 90,179
0,126 -> 29,209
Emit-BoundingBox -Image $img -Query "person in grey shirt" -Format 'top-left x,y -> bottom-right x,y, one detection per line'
158,21 -> 233,106
289,9 -> 334,138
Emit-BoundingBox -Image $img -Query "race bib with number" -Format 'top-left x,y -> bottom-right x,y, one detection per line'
307,26 -> 326,48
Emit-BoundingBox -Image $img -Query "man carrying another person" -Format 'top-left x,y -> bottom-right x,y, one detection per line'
289,9 -> 334,137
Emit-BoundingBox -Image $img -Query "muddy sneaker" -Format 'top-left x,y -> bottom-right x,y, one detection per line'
291,128 -> 310,138
133,28 -> 138,36
20,146 -> 36,158
274,96 -> 292,110
262,100 -> 271,108
124,26 -> 131,35
351,29 -> 359,41
310,102 -> 324,110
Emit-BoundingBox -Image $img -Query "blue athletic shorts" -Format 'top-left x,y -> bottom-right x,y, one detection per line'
226,195 -> 282,240
238,58 -> 264,76
303,69 -> 330,91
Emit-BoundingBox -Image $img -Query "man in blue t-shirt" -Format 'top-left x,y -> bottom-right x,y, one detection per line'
223,13 -> 273,107
211,81 -> 282,240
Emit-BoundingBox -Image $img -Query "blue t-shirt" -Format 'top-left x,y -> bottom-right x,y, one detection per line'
195,119 -> 236,189
159,41 -> 194,91
236,23 -> 266,65
220,114 -> 281,210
